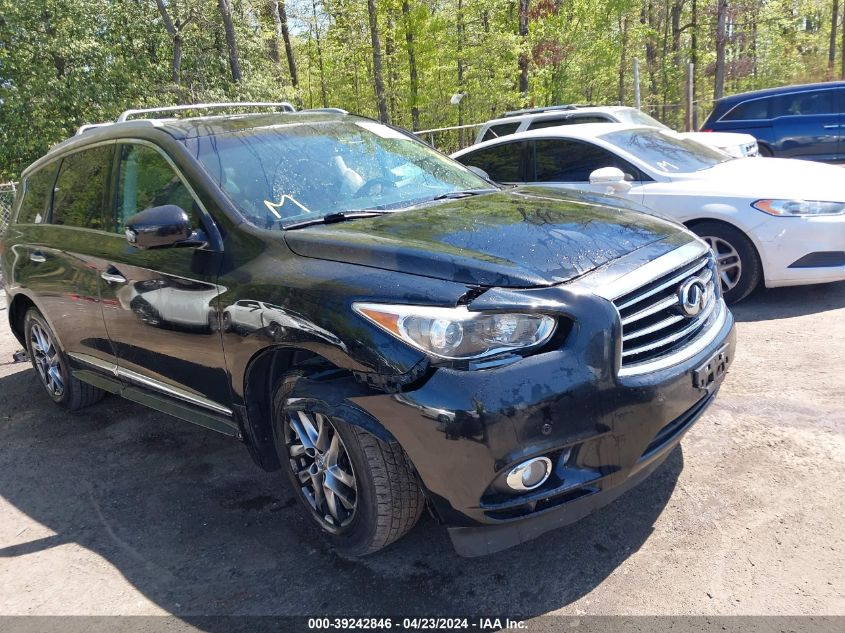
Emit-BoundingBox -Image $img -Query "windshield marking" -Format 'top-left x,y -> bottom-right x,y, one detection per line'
264,195 -> 310,219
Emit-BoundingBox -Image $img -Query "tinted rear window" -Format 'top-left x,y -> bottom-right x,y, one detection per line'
15,164 -> 58,224
770,90 -> 837,117
527,115 -> 609,130
480,122 -> 520,142
722,98 -> 771,121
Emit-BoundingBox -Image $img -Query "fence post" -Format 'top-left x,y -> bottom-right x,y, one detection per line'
633,58 -> 641,110
685,62 -> 694,132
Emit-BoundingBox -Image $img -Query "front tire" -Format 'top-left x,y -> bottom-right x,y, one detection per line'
24,308 -> 106,411
690,221 -> 762,304
273,374 -> 424,556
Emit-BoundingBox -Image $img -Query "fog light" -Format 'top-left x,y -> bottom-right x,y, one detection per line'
506,457 -> 552,491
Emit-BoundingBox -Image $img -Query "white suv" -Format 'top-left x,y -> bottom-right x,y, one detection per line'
475,105 -> 759,158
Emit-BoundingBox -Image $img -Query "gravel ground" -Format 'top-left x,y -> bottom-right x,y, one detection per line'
0,283 -> 843,619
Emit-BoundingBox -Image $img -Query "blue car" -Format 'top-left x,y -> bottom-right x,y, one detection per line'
701,81 -> 844,162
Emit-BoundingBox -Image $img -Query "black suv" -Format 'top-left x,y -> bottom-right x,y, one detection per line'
1,105 -> 735,556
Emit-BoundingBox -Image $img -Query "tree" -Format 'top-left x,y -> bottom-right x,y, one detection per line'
218,0 -> 242,82
829,0 -> 839,70
518,0 -> 530,98
714,0 -> 728,100
367,0 -> 390,122
155,0 -> 194,85
402,0 -> 420,130
279,0 -> 299,88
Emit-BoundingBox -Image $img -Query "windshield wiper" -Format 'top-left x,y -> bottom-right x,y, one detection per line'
282,210 -> 390,230
431,188 -> 498,201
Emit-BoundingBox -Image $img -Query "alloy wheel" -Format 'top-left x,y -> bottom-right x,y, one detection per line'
286,411 -> 357,529
703,235 -> 742,293
29,323 -> 64,397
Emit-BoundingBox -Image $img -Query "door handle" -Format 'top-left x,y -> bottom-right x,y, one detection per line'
822,124 -> 841,129
100,270 -> 127,284
29,251 -> 46,263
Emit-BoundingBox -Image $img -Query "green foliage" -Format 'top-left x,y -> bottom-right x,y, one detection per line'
0,0 -> 842,179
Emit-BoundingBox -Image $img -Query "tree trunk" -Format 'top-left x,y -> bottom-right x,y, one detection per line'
714,0 -> 728,100
267,0 -> 282,64
155,0 -> 187,85
386,11 -> 399,121
278,0 -> 298,88
311,0 -> 328,107
402,0 -> 420,130
618,16 -> 626,104
829,0 -> 839,70
367,0 -> 390,123
218,0 -> 242,82
518,0 -> 530,98
457,0 -> 466,145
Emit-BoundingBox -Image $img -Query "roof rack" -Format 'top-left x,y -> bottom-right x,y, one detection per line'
501,104 -> 578,118
301,107 -> 348,114
116,101 -> 296,123
75,122 -> 115,136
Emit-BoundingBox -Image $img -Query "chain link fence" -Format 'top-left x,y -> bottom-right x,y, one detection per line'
0,182 -> 16,286
0,182 -> 16,236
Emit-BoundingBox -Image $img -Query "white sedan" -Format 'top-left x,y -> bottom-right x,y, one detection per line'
452,123 -> 845,303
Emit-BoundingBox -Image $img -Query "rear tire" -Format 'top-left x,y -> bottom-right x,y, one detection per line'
273,373 -> 424,556
24,308 -> 106,411
690,221 -> 762,304
757,143 -> 773,157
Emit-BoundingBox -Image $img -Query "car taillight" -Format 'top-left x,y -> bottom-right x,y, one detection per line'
700,128 -> 712,132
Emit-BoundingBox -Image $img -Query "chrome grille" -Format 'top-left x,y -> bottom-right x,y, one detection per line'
613,253 -> 719,371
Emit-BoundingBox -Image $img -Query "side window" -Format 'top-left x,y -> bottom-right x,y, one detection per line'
115,144 -> 200,233
51,146 -> 113,230
770,90 -> 836,117
722,98 -> 771,121
480,122 -> 520,142
533,139 -> 642,182
15,164 -> 58,225
458,142 -> 525,182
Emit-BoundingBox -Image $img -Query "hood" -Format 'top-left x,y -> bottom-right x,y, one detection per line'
672,157 -> 845,201
284,187 -> 693,288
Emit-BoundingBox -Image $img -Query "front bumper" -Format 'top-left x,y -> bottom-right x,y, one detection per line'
351,289 -> 736,555
754,214 -> 845,288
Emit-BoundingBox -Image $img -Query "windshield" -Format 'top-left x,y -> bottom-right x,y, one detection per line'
600,128 -> 733,173
614,109 -> 671,130
186,118 -> 489,229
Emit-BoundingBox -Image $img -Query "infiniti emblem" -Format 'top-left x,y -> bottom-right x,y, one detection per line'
678,278 -> 708,317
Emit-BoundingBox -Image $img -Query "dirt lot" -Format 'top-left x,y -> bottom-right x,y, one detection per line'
0,283 -> 843,620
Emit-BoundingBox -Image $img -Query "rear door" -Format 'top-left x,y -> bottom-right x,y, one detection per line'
10,145 -> 118,367
769,88 -> 840,161
96,141 -> 232,421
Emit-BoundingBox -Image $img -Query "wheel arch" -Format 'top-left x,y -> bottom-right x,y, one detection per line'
240,346 -> 395,472
7,293 -> 37,347
683,217 -> 767,286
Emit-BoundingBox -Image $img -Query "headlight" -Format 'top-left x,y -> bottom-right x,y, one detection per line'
752,199 -> 845,216
353,303 -> 556,360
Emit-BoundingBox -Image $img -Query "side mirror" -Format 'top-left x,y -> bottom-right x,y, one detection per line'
589,167 -> 632,194
465,165 -> 491,181
124,205 -> 204,249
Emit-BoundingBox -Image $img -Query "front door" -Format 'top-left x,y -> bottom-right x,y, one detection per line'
96,142 -> 231,417
528,139 -> 647,203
